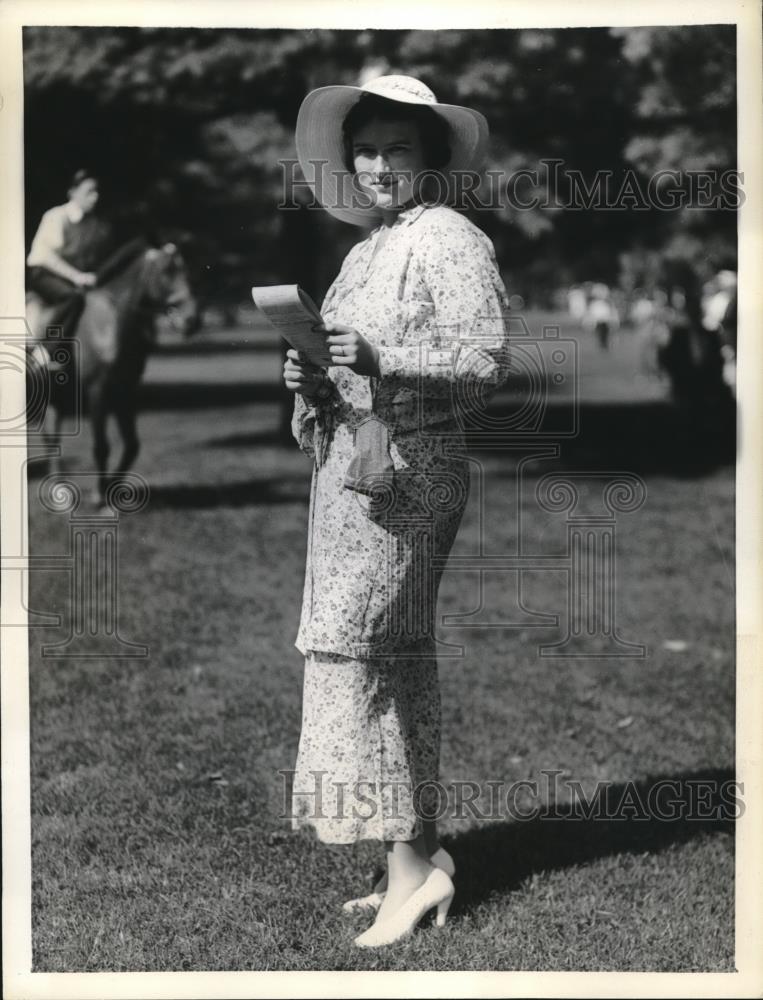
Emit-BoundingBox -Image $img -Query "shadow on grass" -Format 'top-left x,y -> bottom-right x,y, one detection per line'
23,462 -> 309,509
145,476 -> 310,509
195,400 -> 735,479
138,382 -> 286,409
206,428 -> 294,449
441,767 -> 736,917
471,401 -> 736,478
154,339 -> 280,357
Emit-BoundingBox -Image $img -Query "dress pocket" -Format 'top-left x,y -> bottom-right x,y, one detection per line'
343,415 -> 395,498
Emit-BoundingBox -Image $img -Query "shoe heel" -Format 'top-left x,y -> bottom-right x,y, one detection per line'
435,890 -> 454,927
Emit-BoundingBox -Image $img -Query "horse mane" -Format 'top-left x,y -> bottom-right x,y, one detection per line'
77,240 -> 157,363
96,238 -> 152,288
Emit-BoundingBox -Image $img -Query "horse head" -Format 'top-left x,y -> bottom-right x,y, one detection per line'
142,243 -> 200,336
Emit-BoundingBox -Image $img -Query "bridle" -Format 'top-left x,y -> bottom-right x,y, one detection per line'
129,243 -> 193,337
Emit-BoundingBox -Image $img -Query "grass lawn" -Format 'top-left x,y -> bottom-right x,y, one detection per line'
25,317 -> 735,972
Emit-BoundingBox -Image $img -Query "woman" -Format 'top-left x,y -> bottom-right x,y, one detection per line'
283,75 -> 511,948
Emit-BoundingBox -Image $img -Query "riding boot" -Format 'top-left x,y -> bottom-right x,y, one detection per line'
27,266 -> 86,339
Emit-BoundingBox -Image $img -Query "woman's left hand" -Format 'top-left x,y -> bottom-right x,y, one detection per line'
316,322 -> 380,378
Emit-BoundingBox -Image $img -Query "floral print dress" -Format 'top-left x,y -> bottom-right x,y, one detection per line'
290,203 -> 510,843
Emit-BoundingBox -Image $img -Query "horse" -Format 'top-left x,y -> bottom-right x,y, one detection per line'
26,241 -> 198,505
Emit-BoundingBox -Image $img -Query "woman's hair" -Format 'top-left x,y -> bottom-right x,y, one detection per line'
341,93 -> 452,173
68,168 -> 97,193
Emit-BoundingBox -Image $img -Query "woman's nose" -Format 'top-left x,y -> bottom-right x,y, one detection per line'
372,153 -> 390,173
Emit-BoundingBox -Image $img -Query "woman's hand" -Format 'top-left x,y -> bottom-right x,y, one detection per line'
283,349 -> 330,397
316,322 -> 380,378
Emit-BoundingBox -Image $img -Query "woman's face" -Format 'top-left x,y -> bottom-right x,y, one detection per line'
351,117 -> 427,213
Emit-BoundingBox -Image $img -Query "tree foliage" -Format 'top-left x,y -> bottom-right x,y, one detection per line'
23,25 -> 736,306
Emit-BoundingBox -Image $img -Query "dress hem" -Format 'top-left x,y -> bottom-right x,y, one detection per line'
290,814 -> 425,845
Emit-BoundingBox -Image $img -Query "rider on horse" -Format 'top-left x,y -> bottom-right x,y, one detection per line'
25,172 -> 198,501
26,168 -> 113,343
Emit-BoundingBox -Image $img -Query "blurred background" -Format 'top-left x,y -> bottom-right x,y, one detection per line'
23,25 -> 737,313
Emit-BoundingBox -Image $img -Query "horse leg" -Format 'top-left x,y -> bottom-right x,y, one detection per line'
89,386 -> 111,505
114,396 -> 140,474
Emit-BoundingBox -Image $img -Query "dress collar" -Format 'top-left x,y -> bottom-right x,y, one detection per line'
392,202 -> 431,227
360,201 -> 433,281
370,202 -> 431,237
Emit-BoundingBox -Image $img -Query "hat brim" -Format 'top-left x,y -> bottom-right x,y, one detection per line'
295,85 -> 489,227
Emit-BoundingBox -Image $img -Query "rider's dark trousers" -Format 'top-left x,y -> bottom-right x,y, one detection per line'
26,266 -> 86,338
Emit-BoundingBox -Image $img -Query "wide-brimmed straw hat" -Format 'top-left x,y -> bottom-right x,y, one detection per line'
295,74 -> 489,227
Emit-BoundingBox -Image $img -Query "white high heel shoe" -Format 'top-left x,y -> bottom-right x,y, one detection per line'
342,846 -> 455,913
353,867 -> 455,948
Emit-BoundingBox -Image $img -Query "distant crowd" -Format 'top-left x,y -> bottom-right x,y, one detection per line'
566,270 -> 737,396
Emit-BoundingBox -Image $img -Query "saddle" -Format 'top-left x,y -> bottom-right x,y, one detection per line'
25,289 -> 119,367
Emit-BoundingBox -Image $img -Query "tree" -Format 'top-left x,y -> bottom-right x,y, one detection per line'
613,24 -> 737,284
23,25 -> 737,306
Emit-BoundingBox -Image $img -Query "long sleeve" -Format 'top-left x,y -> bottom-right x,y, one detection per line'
373,219 -> 510,433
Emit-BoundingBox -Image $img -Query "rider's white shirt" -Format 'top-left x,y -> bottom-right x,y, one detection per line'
27,201 -> 84,267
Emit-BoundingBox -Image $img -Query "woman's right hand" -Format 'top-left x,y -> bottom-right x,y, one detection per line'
283,349 -> 329,397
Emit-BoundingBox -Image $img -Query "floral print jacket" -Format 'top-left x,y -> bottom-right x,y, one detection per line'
291,203 -> 511,658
